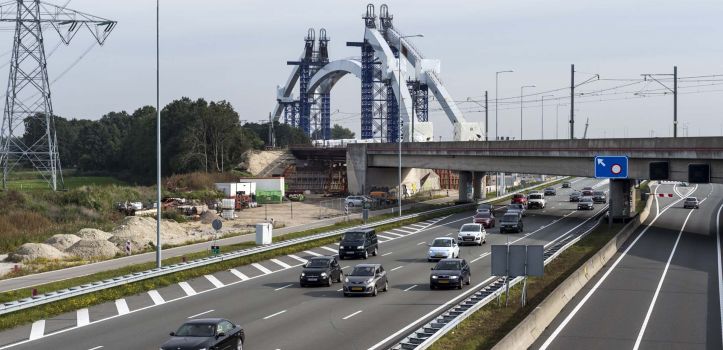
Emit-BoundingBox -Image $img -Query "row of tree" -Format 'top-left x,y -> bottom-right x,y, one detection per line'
22,97 -> 355,184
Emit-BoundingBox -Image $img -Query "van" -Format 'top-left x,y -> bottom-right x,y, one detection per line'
338,228 -> 379,259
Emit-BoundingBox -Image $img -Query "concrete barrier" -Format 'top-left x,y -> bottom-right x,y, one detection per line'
492,194 -> 653,350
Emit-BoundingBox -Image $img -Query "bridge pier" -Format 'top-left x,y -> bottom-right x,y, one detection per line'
609,179 -> 638,222
473,171 -> 486,201
458,171 -> 473,202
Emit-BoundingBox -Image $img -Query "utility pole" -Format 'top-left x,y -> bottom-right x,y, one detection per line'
674,66 -> 678,138
485,91 -> 489,141
155,0 -> 161,268
0,1 -> 116,190
570,64 -> 575,140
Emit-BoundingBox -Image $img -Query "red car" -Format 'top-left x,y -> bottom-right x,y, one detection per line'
511,193 -> 528,206
473,211 -> 495,228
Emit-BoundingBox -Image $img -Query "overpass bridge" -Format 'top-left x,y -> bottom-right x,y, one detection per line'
347,137 -> 723,219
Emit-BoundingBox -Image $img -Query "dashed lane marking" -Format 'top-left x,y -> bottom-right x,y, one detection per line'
115,299 -> 129,315
229,269 -> 248,281
76,308 -> 89,327
270,259 -> 292,269
147,290 -> 165,305
204,274 -> 224,288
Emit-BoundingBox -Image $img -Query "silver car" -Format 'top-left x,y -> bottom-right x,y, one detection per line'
683,197 -> 699,209
343,264 -> 388,297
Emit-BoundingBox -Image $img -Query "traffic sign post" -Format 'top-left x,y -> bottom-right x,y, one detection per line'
211,219 -> 222,255
594,155 -> 629,179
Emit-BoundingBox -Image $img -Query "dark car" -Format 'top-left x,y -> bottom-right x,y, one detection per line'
343,264 -> 388,297
578,197 -> 594,210
430,259 -> 471,290
473,211 -> 495,228
544,187 -> 557,196
478,203 -> 493,212
592,191 -> 607,204
339,228 -> 378,259
300,256 -> 343,287
511,193 -> 528,206
499,213 -> 523,233
507,203 -> 526,216
562,182 -> 571,188
160,318 -> 244,350
569,191 -> 582,202
582,186 -> 593,191
581,190 -> 594,197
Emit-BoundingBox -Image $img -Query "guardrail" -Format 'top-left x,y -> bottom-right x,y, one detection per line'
391,206 -> 607,350
0,177 -> 565,316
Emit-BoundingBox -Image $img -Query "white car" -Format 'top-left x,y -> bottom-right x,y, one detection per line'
527,192 -> 546,209
458,223 -> 486,246
427,237 -> 459,262
344,196 -> 366,207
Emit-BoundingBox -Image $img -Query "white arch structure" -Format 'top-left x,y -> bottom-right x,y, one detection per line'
274,28 -> 484,142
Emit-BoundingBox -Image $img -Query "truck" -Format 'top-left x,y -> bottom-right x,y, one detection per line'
527,192 -> 546,209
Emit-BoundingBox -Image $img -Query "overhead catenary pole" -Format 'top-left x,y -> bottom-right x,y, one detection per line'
673,65 -> 678,138
155,0 -> 161,268
570,64 -> 575,140
484,91 -> 488,141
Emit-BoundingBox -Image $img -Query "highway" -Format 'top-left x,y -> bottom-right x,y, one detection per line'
0,178 -> 607,350
535,182 -> 723,350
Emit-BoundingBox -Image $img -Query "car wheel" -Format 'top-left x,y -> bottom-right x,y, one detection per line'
383,280 -> 389,292
372,286 -> 378,297
336,272 -> 344,283
327,276 -> 333,287
343,292 -> 349,297
457,282 -> 463,290
466,276 -> 471,285
238,339 -> 243,350
363,250 -> 368,259
372,246 -> 378,256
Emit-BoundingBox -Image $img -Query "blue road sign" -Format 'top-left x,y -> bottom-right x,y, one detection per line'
594,156 -> 628,179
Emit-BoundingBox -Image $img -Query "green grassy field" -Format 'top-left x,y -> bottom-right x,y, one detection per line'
5,176 -> 126,190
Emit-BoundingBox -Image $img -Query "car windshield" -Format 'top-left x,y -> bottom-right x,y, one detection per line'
341,232 -> 365,241
175,323 -> 215,337
594,191 -> 605,196
529,194 -> 543,199
502,214 -> 518,222
460,224 -> 480,232
508,204 -> 522,209
305,259 -> 330,268
350,266 -> 375,276
581,197 -> 593,203
571,192 -> 581,196
475,212 -> 491,219
686,197 -> 697,201
435,261 -> 461,270
546,188 -> 554,191
432,239 -> 452,247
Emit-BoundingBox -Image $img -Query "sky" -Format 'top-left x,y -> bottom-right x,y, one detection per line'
1,0 -> 722,140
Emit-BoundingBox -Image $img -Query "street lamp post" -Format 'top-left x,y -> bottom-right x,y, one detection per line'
155,0 -> 162,268
540,95 -> 553,140
398,34 -> 423,217
520,84 -> 535,140
495,70 -> 512,196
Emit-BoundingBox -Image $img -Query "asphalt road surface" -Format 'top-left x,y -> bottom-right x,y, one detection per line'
535,182 -> 723,350
0,178 -> 607,350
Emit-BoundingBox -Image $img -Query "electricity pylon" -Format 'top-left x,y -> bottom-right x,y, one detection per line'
0,0 -> 116,190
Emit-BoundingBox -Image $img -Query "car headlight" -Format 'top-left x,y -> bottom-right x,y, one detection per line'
344,277 -> 349,283
356,245 -> 364,249
450,276 -> 459,279
301,272 -> 306,277
321,272 -> 328,277
431,275 -> 438,279
366,278 -> 374,284
339,246 -> 344,250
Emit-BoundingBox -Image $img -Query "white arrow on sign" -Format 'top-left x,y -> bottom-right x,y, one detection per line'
597,158 -> 606,167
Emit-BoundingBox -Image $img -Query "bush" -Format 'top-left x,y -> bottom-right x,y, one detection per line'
164,172 -> 239,192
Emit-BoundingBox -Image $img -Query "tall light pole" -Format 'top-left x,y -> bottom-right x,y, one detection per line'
155,0 -> 162,268
540,95 -> 553,140
495,70 -> 512,196
520,84 -> 535,140
398,34 -> 423,217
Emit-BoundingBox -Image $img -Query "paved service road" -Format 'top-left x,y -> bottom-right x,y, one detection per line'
0,178 -> 606,350
536,182 -> 723,350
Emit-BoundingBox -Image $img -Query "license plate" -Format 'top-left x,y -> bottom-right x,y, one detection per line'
351,287 -> 363,291
436,253 -> 444,257
439,280 -> 449,284
307,278 -> 317,281
464,237 -> 473,241
346,251 -> 355,255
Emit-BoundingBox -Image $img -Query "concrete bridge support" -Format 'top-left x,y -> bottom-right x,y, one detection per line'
609,179 -> 637,221
473,171 -> 486,201
459,171 -> 473,202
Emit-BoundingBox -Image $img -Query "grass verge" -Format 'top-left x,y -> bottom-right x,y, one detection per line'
429,221 -> 624,350
0,203 -> 471,331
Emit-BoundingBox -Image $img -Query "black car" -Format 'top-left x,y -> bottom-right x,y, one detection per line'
592,191 -> 607,204
339,228 -> 378,259
544,187 -> 557,196
569,191 -> 582,202
562,182 -> 571,188
430,259 -> 471,289
578,197 -> 594,210
160,318 -> 244,350
343,263 -> 388,297
499,213 -> 523,233
300,256 -> 343,287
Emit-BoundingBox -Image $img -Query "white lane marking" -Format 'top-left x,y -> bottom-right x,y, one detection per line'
470,252 -> 491,264
382,252 -> 392,257
263,310 -> 287,320
187,309 -> 214,319
342,265 -> 350,269
147,290 -> 165,305
251,263 -> 273,274
270,259 -> 292,269
390,266 -> 404,271
204,275 -> 224,288
320,246 -> 338,253
275,284 -> 293,291
377,235 -> 394,240
369,275 -> 497,350
342,310 -> 363,320
633,207 -> 696,349
88,347 -> 103,350
115,299 -> 129,315
445,233 -> 453,236
28,320 -> 44,340
654,183 -> 661,217
337,288 -> 343,291
178,281 -> 197,296
539,191 -> 692,349
229,269 -> 249,281
393,228 -> 415,234
287,254 -> 308,264
404,285 -> 418,291
417,241 -> 427,245
333,242 -> 340,246
304,250 -> 322,257
408,223 -> 426,229
385,232 -> 405,238
717,202 -> 723,347
77,308 -> 89,327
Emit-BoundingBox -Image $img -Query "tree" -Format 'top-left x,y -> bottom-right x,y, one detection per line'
331,124 -> 355,139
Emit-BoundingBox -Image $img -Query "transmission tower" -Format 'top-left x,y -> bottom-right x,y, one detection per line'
0,0 -> 116,190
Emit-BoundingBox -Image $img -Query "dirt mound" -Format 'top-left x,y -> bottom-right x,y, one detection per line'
109,216 -> 193,252
200,210 -> 218,224
76,228 -> 113,241
9,243 -> 68,262
65,239 -> 119,260
45,234 -> 81,251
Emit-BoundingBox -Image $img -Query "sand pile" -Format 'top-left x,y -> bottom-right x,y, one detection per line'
76,228 -> 113,241
66,239 -> 119,260
200,210 -> 218,224
9,243 -> 68,262
108,216 -> 195,251
45,234 -> 81,251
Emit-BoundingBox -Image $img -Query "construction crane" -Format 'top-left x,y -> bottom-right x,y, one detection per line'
582,117 -> 590,139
